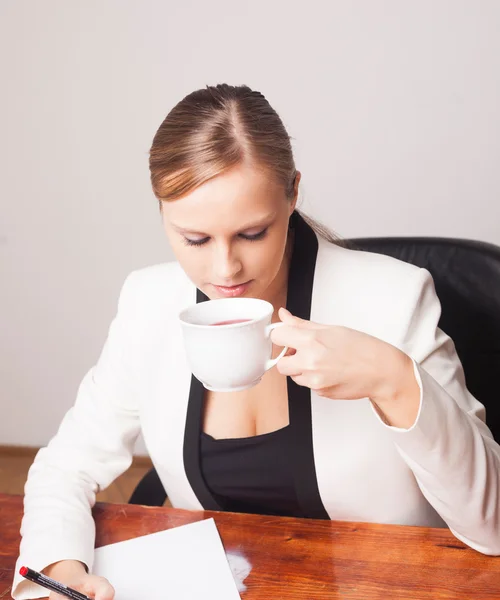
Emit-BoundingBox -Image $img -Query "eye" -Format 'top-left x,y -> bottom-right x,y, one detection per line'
182,228 -> 268,247
240,228 -> 268,242
183,237 -> 210,247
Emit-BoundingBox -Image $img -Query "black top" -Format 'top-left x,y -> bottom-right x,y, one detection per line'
200,426 -> 305,518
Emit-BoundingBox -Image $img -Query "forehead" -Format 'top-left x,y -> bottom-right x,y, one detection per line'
161,163 -> 286,231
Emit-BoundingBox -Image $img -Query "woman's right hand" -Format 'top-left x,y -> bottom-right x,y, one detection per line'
42,560 -> 114,600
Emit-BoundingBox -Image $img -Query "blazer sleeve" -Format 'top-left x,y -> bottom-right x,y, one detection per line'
12,272 -> 144,600
374,267 -> 500,555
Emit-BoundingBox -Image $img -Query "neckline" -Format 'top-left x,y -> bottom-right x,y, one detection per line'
201,425 -> 290,444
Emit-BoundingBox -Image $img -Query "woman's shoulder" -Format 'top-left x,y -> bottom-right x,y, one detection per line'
313,241 -> 438,343
317,239 -> 424,287
315,240 -> 434,330
118,260 -> 194,318
124,260 -> 189,288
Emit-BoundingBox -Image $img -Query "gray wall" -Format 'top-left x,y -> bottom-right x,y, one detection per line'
1,0 -> 499,452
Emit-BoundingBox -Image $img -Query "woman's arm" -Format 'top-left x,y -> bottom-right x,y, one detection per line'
13,271 -> 145,599
371,268 -> 500,555
272,267 -> 500,554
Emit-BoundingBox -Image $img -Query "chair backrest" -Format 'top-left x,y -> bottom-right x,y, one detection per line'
348,236 -> 500,442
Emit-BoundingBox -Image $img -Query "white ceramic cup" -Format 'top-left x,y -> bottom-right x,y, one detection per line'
179,297 -> 288,392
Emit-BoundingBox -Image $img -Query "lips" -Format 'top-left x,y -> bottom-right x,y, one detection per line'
212,281 -> 252,297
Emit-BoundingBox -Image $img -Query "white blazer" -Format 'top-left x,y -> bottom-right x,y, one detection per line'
13,214 -> 500,599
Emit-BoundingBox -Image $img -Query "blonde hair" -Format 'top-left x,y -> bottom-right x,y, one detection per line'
149,83 -> 340,243
149,83 -> 296,202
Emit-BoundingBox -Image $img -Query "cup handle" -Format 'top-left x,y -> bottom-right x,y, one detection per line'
264,322 -> 288,371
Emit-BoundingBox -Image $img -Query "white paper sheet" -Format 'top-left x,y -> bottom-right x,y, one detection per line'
93,518 -> 242,600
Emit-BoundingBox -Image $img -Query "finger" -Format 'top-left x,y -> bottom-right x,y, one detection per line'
290,373 -> 328,391
289,374 -> 311,388
279,307 -> 324,330
84,577 -> 115,600
276,354 -> 303,377
271,324 -> 314,349
94,581 -> 115,600
50,591 -> 80,600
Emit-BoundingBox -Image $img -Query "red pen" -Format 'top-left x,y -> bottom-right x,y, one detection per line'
19,567 -> 92,600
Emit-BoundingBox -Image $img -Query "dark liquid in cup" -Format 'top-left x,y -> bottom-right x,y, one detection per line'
211,319 -> 252,326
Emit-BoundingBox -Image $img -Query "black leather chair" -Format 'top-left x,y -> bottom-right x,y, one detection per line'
129,236 -> 500,506
129,466 -> 166,505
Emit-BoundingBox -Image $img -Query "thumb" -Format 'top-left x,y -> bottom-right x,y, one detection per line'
85,576 -> 115,600
278,307 -> 322,329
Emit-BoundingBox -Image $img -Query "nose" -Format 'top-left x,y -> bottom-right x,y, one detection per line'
213,242 -> 243,283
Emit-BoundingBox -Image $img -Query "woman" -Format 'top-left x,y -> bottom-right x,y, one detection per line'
13,84 -> 500,600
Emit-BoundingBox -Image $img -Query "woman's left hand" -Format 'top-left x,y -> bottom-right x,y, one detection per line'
271,308 -> 421,427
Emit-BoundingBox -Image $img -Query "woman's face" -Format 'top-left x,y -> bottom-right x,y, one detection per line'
161,163 -> 298,302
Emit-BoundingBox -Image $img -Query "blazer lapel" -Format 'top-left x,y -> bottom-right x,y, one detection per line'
286,212 -> 330,519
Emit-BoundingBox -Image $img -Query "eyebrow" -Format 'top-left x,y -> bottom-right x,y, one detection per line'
170,212 -> 277,236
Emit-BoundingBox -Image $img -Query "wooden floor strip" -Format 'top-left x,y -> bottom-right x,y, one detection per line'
0,446 -> 153,504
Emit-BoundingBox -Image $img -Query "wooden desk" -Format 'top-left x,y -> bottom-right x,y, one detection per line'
1,493 -> 499,599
